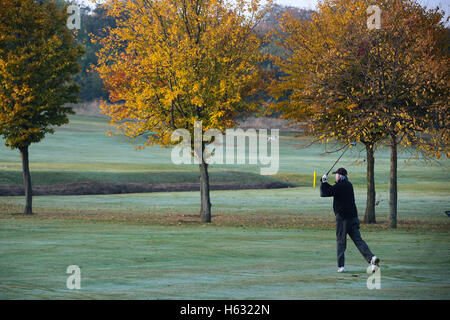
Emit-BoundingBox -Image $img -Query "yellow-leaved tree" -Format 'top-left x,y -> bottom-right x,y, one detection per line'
95,0 -> 271,222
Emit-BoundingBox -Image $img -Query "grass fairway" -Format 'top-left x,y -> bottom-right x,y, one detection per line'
0,115 -> 449,299
1,218 -> 449,299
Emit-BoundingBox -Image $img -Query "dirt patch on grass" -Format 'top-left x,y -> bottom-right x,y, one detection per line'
3,210 -> 448,233
0,181 -> 294,196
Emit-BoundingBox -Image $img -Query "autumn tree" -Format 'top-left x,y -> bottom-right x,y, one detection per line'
267,0 -> 449,227
0,0 -> 84,214
95,0 -> 271,222
360,0 -> 449,228
266,0 -> 387,223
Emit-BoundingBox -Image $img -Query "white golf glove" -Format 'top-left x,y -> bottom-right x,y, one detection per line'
321,174 -> 328,183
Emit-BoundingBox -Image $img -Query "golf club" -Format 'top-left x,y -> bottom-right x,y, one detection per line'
325,142 -> 357,176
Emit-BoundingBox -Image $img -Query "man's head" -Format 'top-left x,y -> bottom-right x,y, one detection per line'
332,167 -> 348,182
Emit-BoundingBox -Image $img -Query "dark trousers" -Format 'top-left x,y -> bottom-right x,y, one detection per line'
336,216 -> 374,267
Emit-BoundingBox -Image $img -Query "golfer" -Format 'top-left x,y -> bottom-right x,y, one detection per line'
320,168 -> 380,273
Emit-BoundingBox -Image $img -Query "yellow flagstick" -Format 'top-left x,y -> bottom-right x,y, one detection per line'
313,171 -> 316,188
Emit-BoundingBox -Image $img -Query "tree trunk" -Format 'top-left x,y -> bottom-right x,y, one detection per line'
363,143 -> 376,224
20,146 -> 33,215
199,143 -> 211,223
389,134 -> 397,228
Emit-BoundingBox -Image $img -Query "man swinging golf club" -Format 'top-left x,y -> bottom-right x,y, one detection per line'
320,167 -> 380,273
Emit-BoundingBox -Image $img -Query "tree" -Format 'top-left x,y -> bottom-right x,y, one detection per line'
267,0 -> 449,227
73,3 -> 117,101
95,0 -> 270,222
0,0 -> 84,214
361,0 -> 449,228
266,0 -> 387,223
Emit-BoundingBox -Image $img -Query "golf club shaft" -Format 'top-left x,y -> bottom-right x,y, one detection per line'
326,144 -> 351,175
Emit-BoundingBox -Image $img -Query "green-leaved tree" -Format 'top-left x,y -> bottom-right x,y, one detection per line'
0,0 -> 84,214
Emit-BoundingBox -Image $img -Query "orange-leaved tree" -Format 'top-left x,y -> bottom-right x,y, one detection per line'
266,0 -> 449,227
95,0 -> 271,222
266,0 -> 387,224
0,0 -> 84,214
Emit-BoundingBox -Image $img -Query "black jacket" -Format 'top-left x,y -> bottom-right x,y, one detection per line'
320,178 -> 358,219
